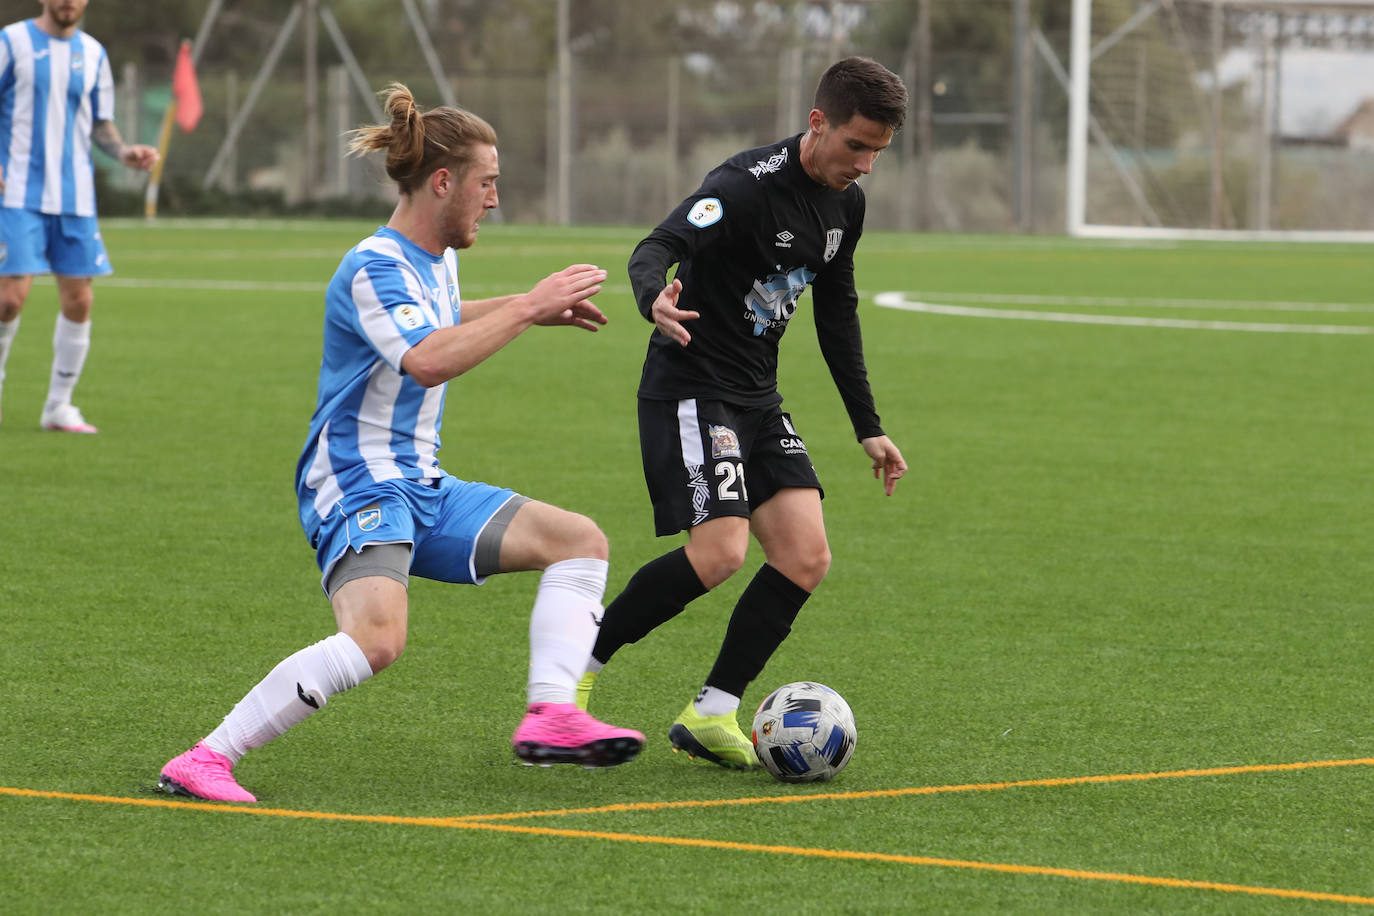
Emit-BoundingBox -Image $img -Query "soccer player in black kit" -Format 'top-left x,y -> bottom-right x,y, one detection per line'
576,57 -> 910,769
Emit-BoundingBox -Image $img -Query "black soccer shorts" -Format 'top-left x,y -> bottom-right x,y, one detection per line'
638,397 -> 824,537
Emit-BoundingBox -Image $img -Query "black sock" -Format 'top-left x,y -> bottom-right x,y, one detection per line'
593,547 -> 708,664
705,564 -> 811,698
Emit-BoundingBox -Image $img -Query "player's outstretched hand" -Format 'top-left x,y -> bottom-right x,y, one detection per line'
122,144 -> 159,172
530,264 -> 609,331
861,435 -> 907,496
650,279 -> 698,346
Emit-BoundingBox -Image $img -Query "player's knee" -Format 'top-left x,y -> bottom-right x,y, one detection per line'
689,539 -> 748,589
0,292 -> 26,321
340,615 -> 407,671
775,544 -> 831,592
357,630 -> 406,672
557,512 -> 608,563
799,544 -> 832,591
58,291 -> 93,321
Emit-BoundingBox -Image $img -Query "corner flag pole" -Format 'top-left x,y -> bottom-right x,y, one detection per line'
144,0 -> 223,219
143,101 -> 177,219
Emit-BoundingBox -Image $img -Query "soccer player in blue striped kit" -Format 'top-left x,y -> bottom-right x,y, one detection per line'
159,84 -> 643,802
0,0 -> 158,433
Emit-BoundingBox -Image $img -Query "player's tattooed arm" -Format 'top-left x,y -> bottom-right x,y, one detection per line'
92,120 -> 126,160
93,121 -> 159,171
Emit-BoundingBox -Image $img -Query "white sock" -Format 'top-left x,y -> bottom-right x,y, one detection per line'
0,317 -> 18,404
46,314 -> 91,410
694,685 -> 741,717
203,632 -> 374,763
527,557 -> 608,705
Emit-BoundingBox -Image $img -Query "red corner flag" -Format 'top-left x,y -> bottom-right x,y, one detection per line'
172,40 -> 202,133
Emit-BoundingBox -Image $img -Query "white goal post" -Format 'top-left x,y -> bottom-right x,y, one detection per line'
1067,0 -> 1374,242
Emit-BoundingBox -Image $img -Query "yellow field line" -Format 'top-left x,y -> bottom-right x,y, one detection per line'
455,756 -> 1374,821
454,821 -> 1374,907
5,756 -> 1374,906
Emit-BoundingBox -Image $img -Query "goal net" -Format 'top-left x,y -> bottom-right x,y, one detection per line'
1067,0 -> 1374,241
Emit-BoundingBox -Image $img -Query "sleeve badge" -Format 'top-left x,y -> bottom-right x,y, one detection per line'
687,197 -> 724,228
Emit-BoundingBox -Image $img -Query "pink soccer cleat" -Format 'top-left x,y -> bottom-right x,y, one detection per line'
512,702 -> 644,769
158,742 -> 257,802
40,403 -> 97,434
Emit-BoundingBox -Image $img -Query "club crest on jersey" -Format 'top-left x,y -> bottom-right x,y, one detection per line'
749,148 -> 788,179
687,198 -> 723,228
393,304 -> 425,331
356,505 -> 382,532
823,228 -> 844,263
709,425 -> 741,459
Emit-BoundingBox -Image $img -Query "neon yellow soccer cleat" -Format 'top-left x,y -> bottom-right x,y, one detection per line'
574,670 -> 598,711
668,701 -> 758,769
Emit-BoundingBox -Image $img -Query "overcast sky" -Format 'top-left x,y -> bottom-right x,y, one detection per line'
1219,48 -> 1374,135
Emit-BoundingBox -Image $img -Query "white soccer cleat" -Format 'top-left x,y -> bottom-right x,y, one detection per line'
40,403 -> 98,434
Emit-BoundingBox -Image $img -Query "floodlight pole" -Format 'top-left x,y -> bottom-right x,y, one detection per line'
1066,0 -> 1091,235
914,0 -> 932,231
1012,0 -> 1032,232
303,0 -> 319,203
555,0 -> 572,225
665,55 -> 680,214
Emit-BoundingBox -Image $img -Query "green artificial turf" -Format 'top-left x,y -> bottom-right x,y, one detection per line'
1,221 -> 1371,913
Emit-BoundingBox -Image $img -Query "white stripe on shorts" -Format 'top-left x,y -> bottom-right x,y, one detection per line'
676,399 -> 704,467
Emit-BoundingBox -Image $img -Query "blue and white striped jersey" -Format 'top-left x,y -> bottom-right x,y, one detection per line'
296,226 -> 462,539
0,20 -> 114,216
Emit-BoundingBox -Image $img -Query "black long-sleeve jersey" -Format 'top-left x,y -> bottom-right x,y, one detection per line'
628,132 -> 884,442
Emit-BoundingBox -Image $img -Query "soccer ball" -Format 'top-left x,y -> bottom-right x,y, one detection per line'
751,681 -> 856,783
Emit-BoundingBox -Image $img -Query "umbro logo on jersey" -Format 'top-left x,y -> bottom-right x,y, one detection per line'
749,148 -> 788,179
775,230 -> 793,248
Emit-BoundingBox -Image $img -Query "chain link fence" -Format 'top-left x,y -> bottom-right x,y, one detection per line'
97,1 -> 1374,233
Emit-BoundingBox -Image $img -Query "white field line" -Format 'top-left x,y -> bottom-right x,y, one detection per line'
101,217 -> 641,240
29,274 -> 1373,335
873,292 -> 1374,336
31,276 -> 329,292
123,249 -> 348,260
120,244 -> 633,260
881,290 -> 1374,314
27,276 -> 636,296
